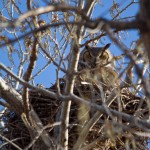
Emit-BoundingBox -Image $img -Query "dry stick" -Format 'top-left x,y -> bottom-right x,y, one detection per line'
21,1 -> 54,149
0,22 -> 84,48
57,14 -> 80,150
24,122 -> 61,150
30,60 -> 51,80
80,137 -> 104,150
0,18 -> 139,48
38,41 -> 67,73
14,4 -> 89,26
0,64 -> 56,99
58,40 -> 79,149
0,138 -> 23,150
0,76 -> 24,114
0,133 -> 22,150
0,101 -> 10,108
23,38 -> 38,125
58,1 -> 97,149
112,1 -> 135,20
14,34 -> 25,90
23,1 -> 39,124
0,4 -> 89,28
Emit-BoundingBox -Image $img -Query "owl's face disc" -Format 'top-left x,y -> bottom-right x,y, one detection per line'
81,43 -> 112,68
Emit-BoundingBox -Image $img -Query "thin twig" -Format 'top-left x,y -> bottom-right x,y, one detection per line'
0,133 -> 22,150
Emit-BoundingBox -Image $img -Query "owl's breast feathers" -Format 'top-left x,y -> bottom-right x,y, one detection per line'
78,66 -> 119,89
99,67 -> 119,87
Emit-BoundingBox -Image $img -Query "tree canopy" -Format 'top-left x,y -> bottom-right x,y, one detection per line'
0,0 -> 149,150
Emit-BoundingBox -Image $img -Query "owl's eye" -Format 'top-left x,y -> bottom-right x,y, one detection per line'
83,51 -> 92,62
99,52 -> 109,60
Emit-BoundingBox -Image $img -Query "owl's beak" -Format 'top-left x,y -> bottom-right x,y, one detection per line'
93,58 -> 97,67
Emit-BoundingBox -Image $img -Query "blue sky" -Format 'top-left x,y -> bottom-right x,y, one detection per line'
0,0 -> 140,88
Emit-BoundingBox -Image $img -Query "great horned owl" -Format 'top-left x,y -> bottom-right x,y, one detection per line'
78,43 -> 119,89
76,44 -> 119,130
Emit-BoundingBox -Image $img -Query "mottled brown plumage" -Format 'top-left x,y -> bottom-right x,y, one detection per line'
76,44 -> 119,132
78,43 -> 119,89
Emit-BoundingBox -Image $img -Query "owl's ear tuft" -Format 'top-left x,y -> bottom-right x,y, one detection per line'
104,43 -> 111,50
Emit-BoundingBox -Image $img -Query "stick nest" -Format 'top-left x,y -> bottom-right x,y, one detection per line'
0,82 -> 149,150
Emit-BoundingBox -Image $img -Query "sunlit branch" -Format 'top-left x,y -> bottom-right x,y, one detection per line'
0,18 -> 142,49
0,101 -> 10,108
30,60 -> 52,80
0,63 -> 56,99
8,4 -> 89,28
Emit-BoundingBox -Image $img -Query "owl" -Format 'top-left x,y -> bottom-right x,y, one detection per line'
78,43 -> 119,89
76,44 -> 119,130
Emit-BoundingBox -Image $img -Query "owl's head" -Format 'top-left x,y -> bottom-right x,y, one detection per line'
79,43 -> 112,70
